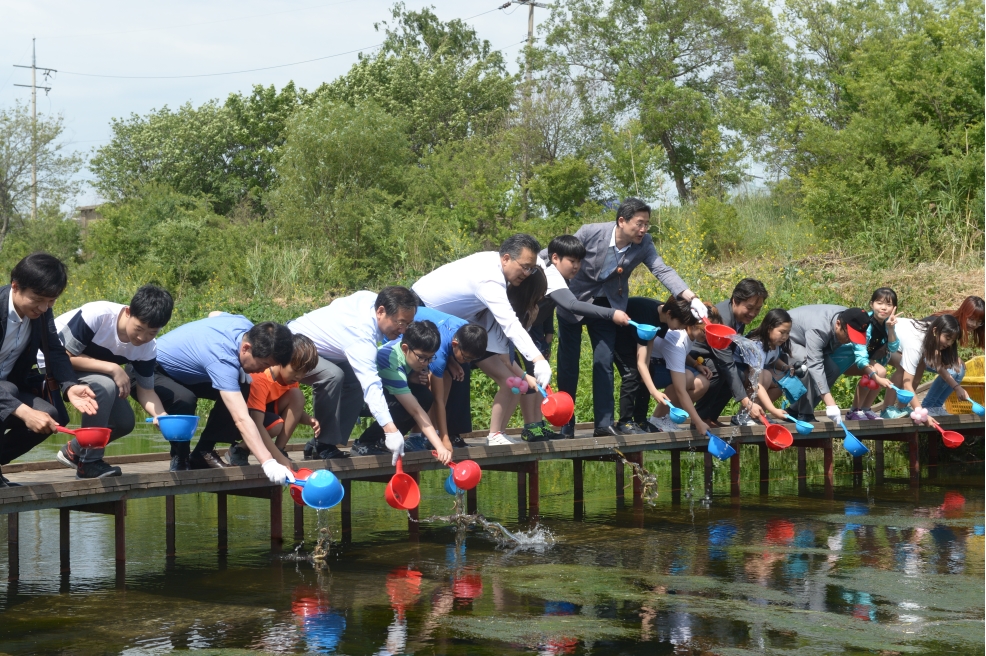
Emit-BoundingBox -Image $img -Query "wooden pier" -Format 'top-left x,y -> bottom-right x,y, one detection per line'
2,414 -> 982,580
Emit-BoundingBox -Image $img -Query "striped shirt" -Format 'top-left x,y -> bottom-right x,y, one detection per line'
376,338 -> 411,396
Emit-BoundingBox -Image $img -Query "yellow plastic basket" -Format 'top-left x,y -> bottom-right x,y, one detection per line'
944,356 -> 984,414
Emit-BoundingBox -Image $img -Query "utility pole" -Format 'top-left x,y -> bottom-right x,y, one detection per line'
14,39 -> 56,221
500,0 -> 552,221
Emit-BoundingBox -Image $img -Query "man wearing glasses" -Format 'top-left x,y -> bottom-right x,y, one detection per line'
288,286 -> 419,460
413,234 -> 554,445
550,198 -> 707,437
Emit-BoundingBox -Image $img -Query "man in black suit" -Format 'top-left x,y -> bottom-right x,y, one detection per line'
0,253 -> 98,486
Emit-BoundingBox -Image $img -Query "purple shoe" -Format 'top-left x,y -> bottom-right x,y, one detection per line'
846,410 -> 869,421
863,410 -> 880,420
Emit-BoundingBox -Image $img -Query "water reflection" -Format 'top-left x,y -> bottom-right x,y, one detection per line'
0,460 -> 982,654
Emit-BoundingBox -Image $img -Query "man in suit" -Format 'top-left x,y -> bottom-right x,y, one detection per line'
693,279 -> 769,426
0,253 -> 99,486
549,198 -> 707,437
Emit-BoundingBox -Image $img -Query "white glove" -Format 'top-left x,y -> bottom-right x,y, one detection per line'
533,359 -> 552,388
690,297 -> 708,320
385,430 -> 405,465
262,459 -> 295,485
825,405 -> 842,425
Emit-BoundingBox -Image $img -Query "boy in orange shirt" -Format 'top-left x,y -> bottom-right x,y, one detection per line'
227,334 -> 320,467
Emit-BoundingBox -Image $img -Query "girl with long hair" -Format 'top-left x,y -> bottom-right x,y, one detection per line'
916,296 -> 984,414
847,287 -> 901,420
740,308 -> 794,420
882,315 -> 967,424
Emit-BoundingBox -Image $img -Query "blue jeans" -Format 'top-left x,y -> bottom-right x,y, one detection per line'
922,361 -> 965,409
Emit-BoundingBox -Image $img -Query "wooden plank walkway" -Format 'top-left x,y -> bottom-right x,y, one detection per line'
2,413 -> 982,579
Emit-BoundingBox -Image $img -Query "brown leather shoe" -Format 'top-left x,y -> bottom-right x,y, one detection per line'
190,449 -> 231,469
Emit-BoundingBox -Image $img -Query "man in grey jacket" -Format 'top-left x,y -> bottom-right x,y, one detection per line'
547,198 -> 707,437
788,305 -> 870,423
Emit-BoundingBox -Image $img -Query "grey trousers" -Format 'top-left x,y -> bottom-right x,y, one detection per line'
790,346 -> 842,418
301,356 -> 363,447
71,371 -> 137,462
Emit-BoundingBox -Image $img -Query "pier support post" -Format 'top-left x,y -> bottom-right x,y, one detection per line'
823,438 -> 834,498
270,487 -> 283,551
341,480 -> 352,544
165,496 -> 176,558
114,500 -> 126,576
629,452 -> 644,510
759,444 -> 770,496
874,440 -> 884,485
466,486 -> 477,515
573,458 -> 584,519
6,513 -> 17,581
408,472 -> 419,540
217,493 -> 228,554
797,446 -> 807,495
517,468 -> 527,521
670,450 -> 681,504
908,431 -> 920,488
615,458 -> 625,510
528,461 -> 540,520
927,435 -> 939,479
60,508 -> 70,575
704,451 -> 713,499
730,439 -> 741,498
294,503 -> 305,542
852,455 -> 863,488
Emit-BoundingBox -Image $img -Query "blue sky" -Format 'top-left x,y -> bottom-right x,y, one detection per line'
0,0 -> 536,206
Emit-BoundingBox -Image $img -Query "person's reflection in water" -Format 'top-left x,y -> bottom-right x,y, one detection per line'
291,585 -> 346,653
538,601 -> 579,655
375,567 -> 423,656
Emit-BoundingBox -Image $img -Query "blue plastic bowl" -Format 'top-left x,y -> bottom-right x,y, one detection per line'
970,400 -> 985,417
635,323 -> 658,341
149,415 -> 199,442
894,388 -> 915,404
444,472 -> 460,495
707,432 -> 736,460
668,407 -> 689,423
842,428 -> 869,457
297,470 -> 345,509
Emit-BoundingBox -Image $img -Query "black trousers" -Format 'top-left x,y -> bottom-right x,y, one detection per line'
443,365 -> 473,436
358,383 -> 434,443
152,367 -> 249,455
694,356 -> 733,422
0,380 -> 67,466
613,343 -> 659,424
557,300 -> 618,430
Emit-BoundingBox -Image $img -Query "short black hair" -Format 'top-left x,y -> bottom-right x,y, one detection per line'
870,287 -> 898,307
499,233 -> 541,259
245,322 -> 294,366
375,286 -> 420,316
10,252 -> 68,297
403,320 -> 441,353
547,235 -> 587,261
616,198 -> 650,224
454,323 -> 487,357
129,285 -> 174,328
731,278 -> 769,303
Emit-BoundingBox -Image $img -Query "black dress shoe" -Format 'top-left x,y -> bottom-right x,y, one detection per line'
639,421 -> 660,433
169,454 -> 190,472
616,421 -> 646,435
592,425 -> 621,438
449,434 -> 468,449
312,444 -> 350,460
190,450 -> 231,469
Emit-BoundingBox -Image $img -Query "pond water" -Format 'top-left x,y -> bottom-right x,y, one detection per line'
0,436 -> 983,655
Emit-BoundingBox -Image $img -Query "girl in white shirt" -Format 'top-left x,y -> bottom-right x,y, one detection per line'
639,300 -> 718,434
739,308 -> 793,420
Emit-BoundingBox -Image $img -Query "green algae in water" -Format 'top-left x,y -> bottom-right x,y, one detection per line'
814,514 -> 981,529
494,564 -> 649,605
441,614 -> 634,646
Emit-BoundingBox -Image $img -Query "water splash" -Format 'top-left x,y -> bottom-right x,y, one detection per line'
410,495 -> 555,548
730,334 -> 765,426
611,447 -> 659,506
282,508 -> 334,568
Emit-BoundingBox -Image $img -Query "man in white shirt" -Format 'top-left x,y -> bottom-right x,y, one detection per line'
290,286 -> 419,460
413,234 -> 553,445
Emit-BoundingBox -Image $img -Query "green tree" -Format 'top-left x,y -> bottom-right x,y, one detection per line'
320,4 -> 516,154
542,0 -> 771,203
90,83 -> 307,215
0,102 -> 81,252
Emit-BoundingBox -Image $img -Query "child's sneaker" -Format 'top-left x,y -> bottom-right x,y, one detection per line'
846,410 -> 869,421
881,406 -> 910,420
925,406 -> 949,417
76,459 -> 122,479
56,442 -> 80,469
350,438 -> 388,456
486,432 -> 515,446
404,433 -> 430,452
226,442 -> 250,466
862,409 -> 880,420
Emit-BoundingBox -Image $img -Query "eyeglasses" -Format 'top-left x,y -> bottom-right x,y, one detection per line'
410,349 -> 436,363
393,319 -> 412,330
512,257 -> 537,275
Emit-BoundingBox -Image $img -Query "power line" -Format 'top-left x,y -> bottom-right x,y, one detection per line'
53,7 -> 522,81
